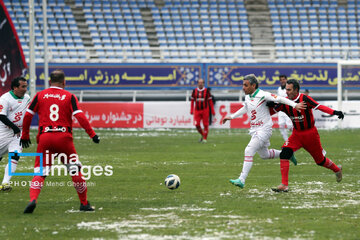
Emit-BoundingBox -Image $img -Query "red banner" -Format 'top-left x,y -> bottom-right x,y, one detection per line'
0,0 -> 27,95
74,102 -> 143,128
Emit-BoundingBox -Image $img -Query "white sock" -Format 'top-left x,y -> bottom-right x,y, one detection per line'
259,148 -> 281,159
2,160 -> 17,184
279,128 -> 288,141
239,156 -> 253,183
269,149 -> 281,159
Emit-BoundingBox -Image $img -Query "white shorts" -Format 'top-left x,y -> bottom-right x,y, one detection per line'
245,130 -> 272,157
249,128 -> 272,144
278,112 -> 292,128
0,134 -> 23,158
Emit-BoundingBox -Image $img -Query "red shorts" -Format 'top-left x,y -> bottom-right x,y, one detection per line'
34,132 -> 78,172
282,127 -> 325,164
194,109 -> 209,126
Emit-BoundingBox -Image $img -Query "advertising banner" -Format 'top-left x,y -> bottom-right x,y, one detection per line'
206,64 -> 360,89
144,102 -> 193,128
27,63 -> 360,90
73,102 -> 143,128
32,64 -> 202,90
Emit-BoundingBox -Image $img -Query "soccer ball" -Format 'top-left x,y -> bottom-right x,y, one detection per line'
164,174 -> 180,190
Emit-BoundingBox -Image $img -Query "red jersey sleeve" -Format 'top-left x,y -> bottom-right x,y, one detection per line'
303,95 -> 319,109
74,111 -> 96,138
190,89 -> 195,114
21,93 -> 39,140
27,93 -> 39,115
207,90 -> 215,115
21,112 -> 33,140
70,94 -> 82,115
274,103 -> 285,113
70,95 -> 96,138
304,95 -> 334,115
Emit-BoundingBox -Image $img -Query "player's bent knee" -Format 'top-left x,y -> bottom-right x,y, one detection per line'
280,147 -> 293,159
10,152 -> 20,161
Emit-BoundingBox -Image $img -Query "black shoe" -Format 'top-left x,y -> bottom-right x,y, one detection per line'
24,200 -> 37,213
271,184 -> 289,192
80,201 -> 95,211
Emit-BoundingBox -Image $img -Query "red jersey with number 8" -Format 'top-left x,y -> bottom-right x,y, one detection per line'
27,86 -> 82,128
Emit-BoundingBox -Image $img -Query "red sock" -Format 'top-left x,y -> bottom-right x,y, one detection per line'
196,125 -> 204,137
203,125 -> 209,140
72,173 -> 88,205
280,159 -> 290,186
321,158 -> 340,172
29,176 -> 45,202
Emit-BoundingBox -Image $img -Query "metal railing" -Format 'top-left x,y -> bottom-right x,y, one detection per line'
24,46 -> 360,64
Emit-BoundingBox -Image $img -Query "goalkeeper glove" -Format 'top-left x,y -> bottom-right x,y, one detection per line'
266,101 -> 276,108
20,138 -> 31,148
333,110 -> 344,119
92,135 -> 100,143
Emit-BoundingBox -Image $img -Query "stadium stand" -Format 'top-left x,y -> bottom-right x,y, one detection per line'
6,0 -> 86,62
153,0 -> 252,61
3,0 -> 360,62
269,0 -> 360,60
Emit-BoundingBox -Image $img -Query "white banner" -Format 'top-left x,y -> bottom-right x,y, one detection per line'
314,101 -> 360,129
143,101 -> 231,129
144,102 -> 192,128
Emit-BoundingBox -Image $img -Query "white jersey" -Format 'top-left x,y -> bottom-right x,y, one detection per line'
230,89 -> 296,135
0,91 -> 30,136
277,86 -> 287,98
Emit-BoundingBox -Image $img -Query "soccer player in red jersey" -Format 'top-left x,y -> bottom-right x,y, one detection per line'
20,70 -> 100,213
271,79 -> 344,192
190,78 -> 215,143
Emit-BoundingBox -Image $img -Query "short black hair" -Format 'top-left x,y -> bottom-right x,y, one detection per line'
244,74 -> 259,89
279,75 -> 287,79
11,76 -> 27,90
50,69 -> 65,83
287,79 -> 300,92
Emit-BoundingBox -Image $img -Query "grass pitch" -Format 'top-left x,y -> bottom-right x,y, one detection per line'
0,128 -> 359,239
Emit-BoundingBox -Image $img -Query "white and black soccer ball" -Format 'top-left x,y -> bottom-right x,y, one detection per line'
164,174 -> 180,190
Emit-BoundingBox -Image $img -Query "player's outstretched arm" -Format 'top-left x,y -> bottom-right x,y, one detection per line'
74,111 -> 99,143
222,104 -> 247,124
316,103 -> 344,119
269,93 -> 306,111
20,111 -> 34,148
0,115 -> 21,137
222,116 -> 232,124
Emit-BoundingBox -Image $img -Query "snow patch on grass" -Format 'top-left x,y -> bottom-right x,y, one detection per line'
77,213 -> 281,240
140,205 -> 215,212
